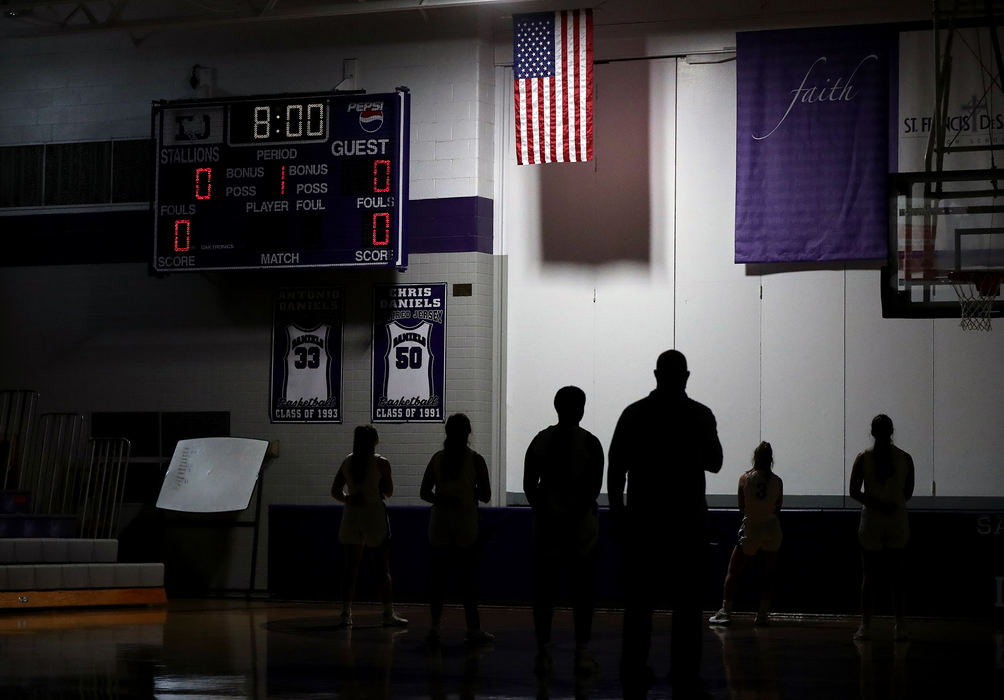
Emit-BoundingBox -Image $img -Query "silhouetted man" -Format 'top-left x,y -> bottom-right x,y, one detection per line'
524,385 -> 604,678
608,350 -> 723,698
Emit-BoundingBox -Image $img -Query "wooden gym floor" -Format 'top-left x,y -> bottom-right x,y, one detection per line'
0,599 -> 999,698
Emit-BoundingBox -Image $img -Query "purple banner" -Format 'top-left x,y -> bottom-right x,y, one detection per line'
736,26 -> 895,263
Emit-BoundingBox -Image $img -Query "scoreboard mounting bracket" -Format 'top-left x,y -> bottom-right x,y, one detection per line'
152,88 -> 409,272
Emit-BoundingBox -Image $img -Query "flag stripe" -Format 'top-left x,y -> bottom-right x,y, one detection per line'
536,77 -> 546,163
558,14 -> 568,161
567,12 -> 577,161
514,79 -> 526,164
529,79 -> 538,164
548,75 -> 557,162
584,9 -> 593,160
578,10 -> 586,160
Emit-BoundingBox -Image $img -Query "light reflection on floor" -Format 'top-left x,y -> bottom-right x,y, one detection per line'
0,599 -> 999,699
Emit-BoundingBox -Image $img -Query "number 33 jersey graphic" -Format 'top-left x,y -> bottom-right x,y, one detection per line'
383,321 -> 432,402
270,287 -> 343,423
284,324 -> 333,402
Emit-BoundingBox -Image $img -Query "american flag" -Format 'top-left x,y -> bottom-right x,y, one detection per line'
513,9 -> 593,164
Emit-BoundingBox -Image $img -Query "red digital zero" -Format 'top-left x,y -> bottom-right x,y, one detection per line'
372,212 -> 390,246
373,160 -> 391,193
194,168 -> 212,200
174,219 -> 192,252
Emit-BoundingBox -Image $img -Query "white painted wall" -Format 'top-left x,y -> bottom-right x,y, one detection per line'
0,16 -> 501,590
500,58 -> 679,492
1,2 -> 1002,593
501,35 -> 1004,504
0,19 -> 493,201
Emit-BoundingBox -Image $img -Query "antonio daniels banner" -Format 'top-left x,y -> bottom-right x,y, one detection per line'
270,288 -> 343,424
372,283 -> 447,423
735,25 -> 896,263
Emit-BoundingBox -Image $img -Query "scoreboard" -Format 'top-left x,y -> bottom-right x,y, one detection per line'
152,89 -> 409,272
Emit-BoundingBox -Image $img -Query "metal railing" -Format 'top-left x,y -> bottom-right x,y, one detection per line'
29,413 -> 86,516
0,390 -> 39,490
79,437 -> 132,539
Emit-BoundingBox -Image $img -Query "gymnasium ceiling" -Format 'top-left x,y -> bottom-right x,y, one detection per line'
0,0 -> 542,39
0,1 -> 936,41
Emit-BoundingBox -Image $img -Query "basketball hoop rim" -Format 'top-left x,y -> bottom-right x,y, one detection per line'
947,269 -> 1004,297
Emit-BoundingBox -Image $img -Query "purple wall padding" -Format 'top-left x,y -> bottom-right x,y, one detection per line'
1,196 -> 493,266
268,504 -> 1003,618
409,196 -> 493,255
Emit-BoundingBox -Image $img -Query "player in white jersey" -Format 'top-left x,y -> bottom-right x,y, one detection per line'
709,441 -> 783,626
383,320 -> 433,402
850,414 -> 914,641
330,425 -> 408,629
283,323 -> 331,403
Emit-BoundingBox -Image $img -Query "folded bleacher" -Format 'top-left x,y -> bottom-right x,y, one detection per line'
0,390 -> 165,610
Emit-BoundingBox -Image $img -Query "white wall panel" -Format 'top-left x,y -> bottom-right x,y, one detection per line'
675,280 -> 762,496
675,60 -> 761,493
503,59 -> 677,493
761,271 -> 845,496
844,269 -> 935,500
933,321 -> 1004,497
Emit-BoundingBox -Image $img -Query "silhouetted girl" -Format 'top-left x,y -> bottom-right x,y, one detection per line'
709,441 -> 783,626
331,424 -> 407,628
420,413 -> 493,645
849,414 -> 915,641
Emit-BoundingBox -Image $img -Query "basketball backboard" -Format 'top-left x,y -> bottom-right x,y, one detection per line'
883,169 -> 1004,319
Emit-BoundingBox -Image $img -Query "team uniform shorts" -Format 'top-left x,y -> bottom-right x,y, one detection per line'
858,508 -> 909,551
338,502 -> 389,547
738,516 -> 782,556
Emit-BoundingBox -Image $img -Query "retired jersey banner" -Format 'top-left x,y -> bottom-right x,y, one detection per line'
270,288 -> 343,424
735,25 -> 895,263
372,283 -> 447,423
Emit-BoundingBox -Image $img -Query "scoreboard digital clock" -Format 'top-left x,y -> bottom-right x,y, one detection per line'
152,88 -> 409,272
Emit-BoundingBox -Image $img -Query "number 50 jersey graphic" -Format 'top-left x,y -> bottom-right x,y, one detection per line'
383,320 -> 432,402
372,283 -> 446,423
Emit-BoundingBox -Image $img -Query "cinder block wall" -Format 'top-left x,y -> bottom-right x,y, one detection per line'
0,13 -> 499,591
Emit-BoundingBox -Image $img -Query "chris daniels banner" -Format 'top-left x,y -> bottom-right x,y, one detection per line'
735,25 -> 896,263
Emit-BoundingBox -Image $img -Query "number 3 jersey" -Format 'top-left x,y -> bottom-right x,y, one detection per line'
283,323 -> 332,403
383,320 -> 433,402
739,469 -> 783,524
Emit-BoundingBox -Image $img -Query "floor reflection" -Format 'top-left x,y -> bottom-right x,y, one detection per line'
0,608 -> 165,698
423,636 -> 493,700
0,601 -> 998,699
713,625 -> 780,699
264,613 -> 410,698
855,637 -> 909,700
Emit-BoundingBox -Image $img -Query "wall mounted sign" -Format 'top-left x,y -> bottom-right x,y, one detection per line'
152,89 -> 409,272
371,283 -> 446,423
270,287 -> 343,423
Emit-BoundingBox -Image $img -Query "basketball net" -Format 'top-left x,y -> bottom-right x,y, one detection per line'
949,271 -> 1003,332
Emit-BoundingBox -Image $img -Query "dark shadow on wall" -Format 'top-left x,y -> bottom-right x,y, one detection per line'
745,259 -> 884,276
538,61 -> 652,265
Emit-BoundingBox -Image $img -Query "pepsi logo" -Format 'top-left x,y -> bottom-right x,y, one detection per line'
359,108 -> 384,133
